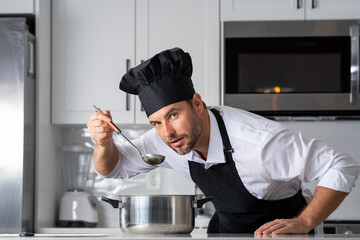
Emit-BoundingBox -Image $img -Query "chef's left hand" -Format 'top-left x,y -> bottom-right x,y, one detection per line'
254,217 -> 312,236
254,187 -> 349,237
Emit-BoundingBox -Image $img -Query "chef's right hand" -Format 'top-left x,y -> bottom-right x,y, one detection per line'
87,110 -> 114,146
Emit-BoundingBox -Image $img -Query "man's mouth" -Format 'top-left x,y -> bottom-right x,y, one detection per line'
170,137 -> 184,147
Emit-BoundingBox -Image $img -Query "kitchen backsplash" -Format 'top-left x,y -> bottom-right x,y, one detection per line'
60,126 -> 195,227
283,120 -> 360,221
59,120 -> 360,227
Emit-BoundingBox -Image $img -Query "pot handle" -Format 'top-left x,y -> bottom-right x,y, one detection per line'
101,196 -> 123,208
193,196 -> 213,208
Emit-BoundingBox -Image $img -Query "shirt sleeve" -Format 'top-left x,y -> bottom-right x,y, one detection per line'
259,127 -> 360,193
95,128 -> 161,179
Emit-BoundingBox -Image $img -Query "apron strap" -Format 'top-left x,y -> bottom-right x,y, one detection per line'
209,108 -> 234,159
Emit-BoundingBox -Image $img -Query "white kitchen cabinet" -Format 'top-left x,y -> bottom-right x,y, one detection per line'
221,0 -> 360,21
0,0 -> 34,13
135,0 -> 220,124
221,0 -> 305,21
52,0 -> 135,124
52,0 -> 220,125
305,0 -> 360,20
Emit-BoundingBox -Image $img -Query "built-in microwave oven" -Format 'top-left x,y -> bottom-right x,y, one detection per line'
222,21 -> 360,119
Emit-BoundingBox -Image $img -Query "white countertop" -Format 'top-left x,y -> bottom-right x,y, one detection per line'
1,233 -> 360,240
1,228 -> 360,240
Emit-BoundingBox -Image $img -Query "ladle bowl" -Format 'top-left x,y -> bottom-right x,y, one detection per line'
93,105 -> 165,166
142,154 -> 166,165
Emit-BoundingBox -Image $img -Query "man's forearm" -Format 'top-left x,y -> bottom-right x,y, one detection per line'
298,186 -> 348,229
255,186 -> 349,235
93,141 -> 119,175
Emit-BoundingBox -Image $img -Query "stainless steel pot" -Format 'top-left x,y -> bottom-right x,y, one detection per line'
101,195 -> 212,234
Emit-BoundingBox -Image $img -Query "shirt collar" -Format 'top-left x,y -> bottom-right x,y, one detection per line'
185,107 -> 226,168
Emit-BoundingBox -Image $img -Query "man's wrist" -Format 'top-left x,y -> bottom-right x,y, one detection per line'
96,139 -> 113,148
296,215 -> 316,231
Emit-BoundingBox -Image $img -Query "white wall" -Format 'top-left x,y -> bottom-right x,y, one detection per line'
283,120 -> 360,221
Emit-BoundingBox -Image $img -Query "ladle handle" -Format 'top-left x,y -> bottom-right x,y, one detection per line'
93,105 -> 121,134
117,131 -> 143,156
93,105 -> 143,156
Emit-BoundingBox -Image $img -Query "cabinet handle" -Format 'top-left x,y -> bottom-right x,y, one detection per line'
297,0 -> 301,9
126,93 -> 130,111
125,59 -> 131,111
350,25 -> 359,105
312,0 -> 316,9
140,60 -> 145,112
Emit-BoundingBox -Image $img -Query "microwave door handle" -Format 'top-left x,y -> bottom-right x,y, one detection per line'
27,35 -> 35,78
350,25 -> 359,105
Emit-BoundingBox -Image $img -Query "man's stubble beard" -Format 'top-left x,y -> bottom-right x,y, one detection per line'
166,109 -> 203,155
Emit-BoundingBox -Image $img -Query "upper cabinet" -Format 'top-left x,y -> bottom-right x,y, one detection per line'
52,0 -> 220,125
52,0 -> 135,125
0,0 -> 34,14
305,0 -> 360,20
221,0 -> 360,21
221,0 -> 305,21
135,0 -> 220,124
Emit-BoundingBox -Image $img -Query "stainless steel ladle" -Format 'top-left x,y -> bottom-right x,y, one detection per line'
93,105 -> 165,166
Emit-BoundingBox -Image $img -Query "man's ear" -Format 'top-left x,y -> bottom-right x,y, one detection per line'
192,93 -> 203,113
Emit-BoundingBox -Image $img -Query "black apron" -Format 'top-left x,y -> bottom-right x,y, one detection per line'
188,108 -> 307,233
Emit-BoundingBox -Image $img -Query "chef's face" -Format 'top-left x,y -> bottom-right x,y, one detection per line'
148,99 -> 203,155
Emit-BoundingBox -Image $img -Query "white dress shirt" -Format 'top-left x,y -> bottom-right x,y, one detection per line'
99,105 -> 360,200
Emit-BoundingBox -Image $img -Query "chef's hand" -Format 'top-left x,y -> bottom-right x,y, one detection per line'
254,217 -> 312,236
87,110 -> 114,146
87,110 -> 120,175
254,187 -> 348,237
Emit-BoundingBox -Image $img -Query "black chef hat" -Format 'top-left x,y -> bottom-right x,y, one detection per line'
119,47 -> 195,117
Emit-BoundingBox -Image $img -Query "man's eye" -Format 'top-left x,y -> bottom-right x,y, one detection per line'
154,122 -> 161,127
170,113 -> 177,118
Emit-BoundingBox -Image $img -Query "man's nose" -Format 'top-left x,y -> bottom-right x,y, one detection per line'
163,122 -> 175,137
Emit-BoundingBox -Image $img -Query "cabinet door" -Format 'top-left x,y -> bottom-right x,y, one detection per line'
305,0 -> 360,20
52,0 -> 135,124
135,0 -> 220,124
221,0 -> 305,21
0,0 -> 34,13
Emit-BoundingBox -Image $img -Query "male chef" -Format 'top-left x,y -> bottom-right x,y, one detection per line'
87,47 -> 360,235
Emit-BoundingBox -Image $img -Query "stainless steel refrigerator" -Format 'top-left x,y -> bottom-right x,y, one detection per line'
0,18 -> 36,234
